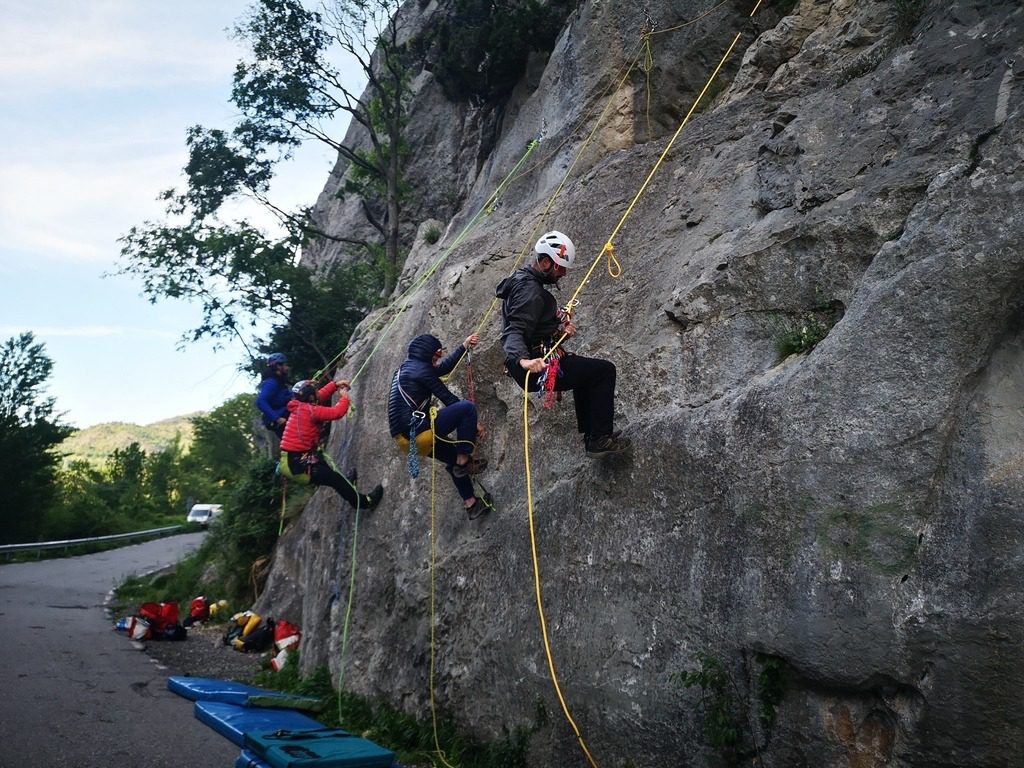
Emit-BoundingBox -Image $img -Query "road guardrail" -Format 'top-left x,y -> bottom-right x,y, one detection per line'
0,525 -> 184,558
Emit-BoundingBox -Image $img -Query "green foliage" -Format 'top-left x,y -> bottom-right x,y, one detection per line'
433,0 -> 575,104
252,667 -> 538,768
205,458 -> 284,602
424,225 -> 442,245
676,652 -> 741,751
772,294 -> 841,361
675,651 -> 788,765
118,219 -> 302,348
181,394 -> 260,496
118,0 -> 411,353
259,261 -> 385,380
756,654 -> 786,730
774,314 -> 831,359
0,333 -> 73,544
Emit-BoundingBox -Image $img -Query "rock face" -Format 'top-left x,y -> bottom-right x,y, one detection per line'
256,1 -> 1024,765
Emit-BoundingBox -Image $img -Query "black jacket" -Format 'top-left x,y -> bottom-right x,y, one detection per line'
387,334 -> 467,437
495,266 -> 561,366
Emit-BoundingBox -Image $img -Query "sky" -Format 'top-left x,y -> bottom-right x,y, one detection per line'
0,1 -> 359,429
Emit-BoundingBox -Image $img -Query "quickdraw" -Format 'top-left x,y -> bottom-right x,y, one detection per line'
407,411 -> 425,478
541,354 -> 560,409
537,342 -> 564,408
465,350 -> 476,404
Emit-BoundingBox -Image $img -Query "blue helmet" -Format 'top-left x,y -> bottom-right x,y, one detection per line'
266,352 -> 288,368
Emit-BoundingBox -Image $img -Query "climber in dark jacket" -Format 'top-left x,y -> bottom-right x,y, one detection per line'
495,230 -> 630,456
256,352 -> 293,438
388,333 -> 488,517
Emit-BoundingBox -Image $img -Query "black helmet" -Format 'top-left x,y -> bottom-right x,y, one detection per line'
291,380 -> 317,403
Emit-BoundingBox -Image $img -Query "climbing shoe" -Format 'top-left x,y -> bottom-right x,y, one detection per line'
365,484 -> 384,509
452,457 -> 488,478
585,434 -> 631,457
465,495 -> 491,520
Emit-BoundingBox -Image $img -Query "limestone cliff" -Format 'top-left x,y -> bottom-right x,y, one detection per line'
257,1 -> 1024,765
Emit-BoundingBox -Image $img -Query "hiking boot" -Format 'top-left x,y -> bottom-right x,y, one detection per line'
453,457 -> 488,478
585,433 -> 631,457
365,484 -> 384,509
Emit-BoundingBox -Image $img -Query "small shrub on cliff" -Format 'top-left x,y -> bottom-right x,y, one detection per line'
772,295 -> 842,361
675,651 -> 788,766
433,0 -> 577,105
892,0 -> 926,41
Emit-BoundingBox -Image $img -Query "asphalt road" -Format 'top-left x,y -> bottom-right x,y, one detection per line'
0,534 -> 240,768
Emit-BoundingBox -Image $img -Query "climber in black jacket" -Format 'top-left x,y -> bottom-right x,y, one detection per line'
388,332 -> 489,517
495,230 -> 630,456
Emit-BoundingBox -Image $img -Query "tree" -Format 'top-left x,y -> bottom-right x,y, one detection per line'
117,0 -> 411,368
182,394 -> 261,495
232,0 -> 412,290
0,333 -> 73,544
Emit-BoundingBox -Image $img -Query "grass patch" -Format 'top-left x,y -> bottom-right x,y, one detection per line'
771,294 -> 842,361
252,666 -> 541,768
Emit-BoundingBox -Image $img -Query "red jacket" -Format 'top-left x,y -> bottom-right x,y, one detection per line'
279,381 -> 350,453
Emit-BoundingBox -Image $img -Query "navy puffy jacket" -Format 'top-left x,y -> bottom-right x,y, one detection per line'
388,334 -> 467,437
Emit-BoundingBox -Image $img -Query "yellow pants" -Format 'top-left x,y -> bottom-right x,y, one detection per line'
394,431 -> 435,456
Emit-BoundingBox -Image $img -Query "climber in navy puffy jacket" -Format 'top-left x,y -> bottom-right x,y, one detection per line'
388,333 -> 488,517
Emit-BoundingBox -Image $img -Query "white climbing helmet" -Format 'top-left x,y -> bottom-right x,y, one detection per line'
534,230 -> 576,268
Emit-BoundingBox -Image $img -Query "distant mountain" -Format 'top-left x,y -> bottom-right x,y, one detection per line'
60,414 -> 199,466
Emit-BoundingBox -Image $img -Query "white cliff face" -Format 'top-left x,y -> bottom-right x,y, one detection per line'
258,1 -> 1024,765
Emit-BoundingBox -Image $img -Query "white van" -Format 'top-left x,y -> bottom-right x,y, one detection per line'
186,503 -> 223,528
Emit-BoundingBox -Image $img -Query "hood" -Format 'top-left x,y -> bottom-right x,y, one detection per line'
407,334 -> 442,362
495,266 -> 538,299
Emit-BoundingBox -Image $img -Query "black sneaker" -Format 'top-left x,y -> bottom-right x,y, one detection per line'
365,484 -> 384,509
585,434 -> 631,457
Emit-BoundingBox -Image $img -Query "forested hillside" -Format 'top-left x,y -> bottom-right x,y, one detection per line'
60,415 -> 197,466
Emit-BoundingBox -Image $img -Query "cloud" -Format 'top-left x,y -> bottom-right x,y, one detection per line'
0,1 -> 246,94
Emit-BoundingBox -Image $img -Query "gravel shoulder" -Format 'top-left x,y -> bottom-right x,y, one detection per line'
137,622 -> 268,682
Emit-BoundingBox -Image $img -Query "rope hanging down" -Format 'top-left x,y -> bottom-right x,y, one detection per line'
312,138 -> 540,388
321,143 -> 540,716
517,4 -> 763,765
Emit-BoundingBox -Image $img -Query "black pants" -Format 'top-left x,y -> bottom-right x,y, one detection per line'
506,353 -> 616,437
286,452 -> 370,509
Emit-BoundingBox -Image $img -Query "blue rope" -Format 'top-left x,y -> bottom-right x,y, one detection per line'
408,411 -> 425,478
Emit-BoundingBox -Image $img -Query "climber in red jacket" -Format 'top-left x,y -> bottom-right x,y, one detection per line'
279,378 -> 383,510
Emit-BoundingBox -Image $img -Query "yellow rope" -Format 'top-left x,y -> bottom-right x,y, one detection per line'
446,42 -> 650,381
278,477 -> 288,536
513,8 -> 760,763
542,29 -> 743,359
522,371 -> 599,768
427,407 -> 459,768
313,139 -> 540,386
